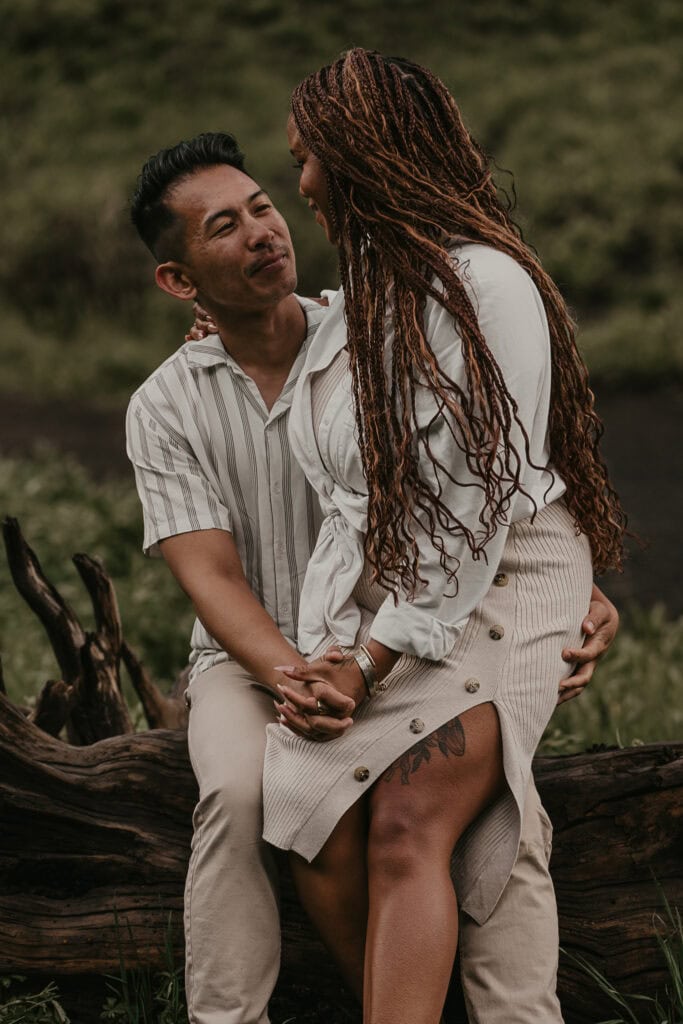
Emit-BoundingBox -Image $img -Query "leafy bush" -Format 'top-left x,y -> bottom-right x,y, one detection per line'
0,0 -> 681,402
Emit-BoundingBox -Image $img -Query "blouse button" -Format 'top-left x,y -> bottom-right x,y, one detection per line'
354,766 -> 370,782
493,572 -> 508,587
465,678 -> 480,693
489,625 -> 505,641
409,718 -> 425,734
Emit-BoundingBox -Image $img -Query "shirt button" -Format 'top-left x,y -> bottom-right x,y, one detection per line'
489,625 -> 505,641
409,718 -> 425,734
354,766 -> 370,782
184,688 -> 192,709
465,678 -> 480,693
493,572 -> 508,587
272,481 -> 281,494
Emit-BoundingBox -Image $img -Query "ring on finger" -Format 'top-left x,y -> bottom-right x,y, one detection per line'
311,698 -> 332,716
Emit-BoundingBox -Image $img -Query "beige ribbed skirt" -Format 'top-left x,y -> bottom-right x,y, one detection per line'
262,499 -> 592,924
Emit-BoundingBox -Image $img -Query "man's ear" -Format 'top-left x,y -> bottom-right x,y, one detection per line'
155,261 -> 198,302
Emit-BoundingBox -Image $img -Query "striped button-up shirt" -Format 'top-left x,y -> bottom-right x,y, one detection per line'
126,296 -> 328,678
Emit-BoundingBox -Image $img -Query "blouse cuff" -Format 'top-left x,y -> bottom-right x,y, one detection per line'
368,599 -> 464,661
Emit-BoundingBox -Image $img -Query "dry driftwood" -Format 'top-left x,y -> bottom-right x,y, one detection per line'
1,518 -> 681,1024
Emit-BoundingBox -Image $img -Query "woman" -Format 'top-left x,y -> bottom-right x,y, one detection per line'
254,49 -> 626,1024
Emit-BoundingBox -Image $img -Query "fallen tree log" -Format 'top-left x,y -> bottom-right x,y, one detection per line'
1,519 -> 681,1024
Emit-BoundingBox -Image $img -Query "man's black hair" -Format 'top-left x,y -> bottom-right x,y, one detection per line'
130,131 -> 247,262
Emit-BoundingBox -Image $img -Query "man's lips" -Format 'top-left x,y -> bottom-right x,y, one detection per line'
248,250 -> 288,276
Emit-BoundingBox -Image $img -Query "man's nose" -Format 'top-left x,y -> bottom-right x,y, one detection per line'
247,217 -> 275,248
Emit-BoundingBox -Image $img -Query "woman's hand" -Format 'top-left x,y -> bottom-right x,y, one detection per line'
184,302 -> 218,342
274,655 -> 365,741
558,584 -> 619,704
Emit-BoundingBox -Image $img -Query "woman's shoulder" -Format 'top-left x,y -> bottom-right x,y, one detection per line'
448,241 -> 533,292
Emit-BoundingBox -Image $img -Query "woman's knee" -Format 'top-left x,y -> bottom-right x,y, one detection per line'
366,798 -> 445,883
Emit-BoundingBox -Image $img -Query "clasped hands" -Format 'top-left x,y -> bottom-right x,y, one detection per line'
273,584 -> 619,741
274,647 -> 365,742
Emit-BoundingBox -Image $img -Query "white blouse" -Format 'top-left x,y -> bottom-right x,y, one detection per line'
288,243 -> 567,660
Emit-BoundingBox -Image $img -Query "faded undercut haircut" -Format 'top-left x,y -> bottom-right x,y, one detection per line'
130,131 -> 247,262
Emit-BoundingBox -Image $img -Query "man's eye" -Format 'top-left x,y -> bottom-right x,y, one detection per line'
255,204 -> 272,213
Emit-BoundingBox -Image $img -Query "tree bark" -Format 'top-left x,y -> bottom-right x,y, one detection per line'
1,692 -> 680,1023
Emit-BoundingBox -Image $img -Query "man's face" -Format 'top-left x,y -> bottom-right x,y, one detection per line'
164,164 -> 297,314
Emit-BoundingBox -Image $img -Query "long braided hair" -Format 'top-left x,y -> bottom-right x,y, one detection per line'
292,49 -> 625,594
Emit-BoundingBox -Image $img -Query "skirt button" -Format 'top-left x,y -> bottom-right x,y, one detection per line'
354,766 -> 370,782
489,625 -> 505,640
465,678 -> 480,693
493,572 -> 508,587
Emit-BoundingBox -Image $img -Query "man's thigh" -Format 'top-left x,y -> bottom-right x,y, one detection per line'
186,659 -> 275,806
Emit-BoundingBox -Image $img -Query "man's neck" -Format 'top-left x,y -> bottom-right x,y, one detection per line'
210,294 -> 306,379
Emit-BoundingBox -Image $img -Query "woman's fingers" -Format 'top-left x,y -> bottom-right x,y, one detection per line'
185,301 -> 218,343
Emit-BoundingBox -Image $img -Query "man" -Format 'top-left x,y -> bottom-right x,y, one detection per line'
127,132 -> 617,1024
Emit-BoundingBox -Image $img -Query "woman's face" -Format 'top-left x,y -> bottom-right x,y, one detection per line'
287,115 -> 336,245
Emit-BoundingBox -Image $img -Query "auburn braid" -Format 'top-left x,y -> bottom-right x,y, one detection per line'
292,48 -> 625,592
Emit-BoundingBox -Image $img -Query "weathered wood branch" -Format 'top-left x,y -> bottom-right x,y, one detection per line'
3,516 -> 86,686
1,517 -> 185,740
0,690 -> 680,1023
121,641 -> 188,732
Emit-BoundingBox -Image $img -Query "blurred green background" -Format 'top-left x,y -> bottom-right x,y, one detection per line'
2,0 -> 682,399
0,0 -> 681,749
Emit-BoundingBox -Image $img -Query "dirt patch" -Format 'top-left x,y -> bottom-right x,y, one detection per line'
1,387 -> 681,614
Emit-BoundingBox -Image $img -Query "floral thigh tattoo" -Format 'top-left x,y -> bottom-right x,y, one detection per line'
382,717 -> 466,785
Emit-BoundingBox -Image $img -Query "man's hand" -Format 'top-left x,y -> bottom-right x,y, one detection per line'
274,656 -> 363,741
558,584 -> 619,704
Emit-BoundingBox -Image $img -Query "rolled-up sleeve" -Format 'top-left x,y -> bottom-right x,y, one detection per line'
126,394 -> 232,557
368,249 -> 551,659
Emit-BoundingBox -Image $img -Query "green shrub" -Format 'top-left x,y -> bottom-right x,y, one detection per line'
0,0 -> 681,401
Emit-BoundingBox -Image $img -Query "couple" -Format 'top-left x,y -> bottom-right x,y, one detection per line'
127,49 -> 623,1024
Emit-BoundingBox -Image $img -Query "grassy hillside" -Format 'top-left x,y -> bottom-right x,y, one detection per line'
0,0 -> 681,403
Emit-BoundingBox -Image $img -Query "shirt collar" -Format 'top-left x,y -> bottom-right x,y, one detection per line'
185,295 -> 329,376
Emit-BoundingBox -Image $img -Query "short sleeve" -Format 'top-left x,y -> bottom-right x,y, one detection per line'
126,394 -> 232,557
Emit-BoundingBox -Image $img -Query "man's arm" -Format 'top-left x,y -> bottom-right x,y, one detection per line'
160,528 -> 355,733
160,528 -> 306,689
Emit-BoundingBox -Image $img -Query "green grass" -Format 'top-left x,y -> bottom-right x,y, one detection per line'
1,451 -> 681,753
0,0 -> 682,404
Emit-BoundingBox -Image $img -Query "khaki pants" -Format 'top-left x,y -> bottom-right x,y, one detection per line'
184,661 -> 563,1024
